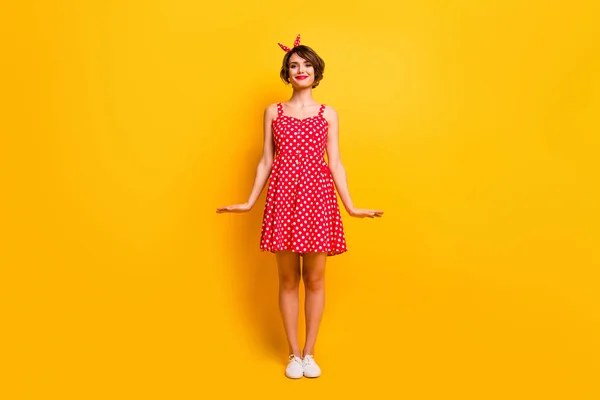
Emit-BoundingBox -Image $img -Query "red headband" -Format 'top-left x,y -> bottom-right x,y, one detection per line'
278,34 -> 301,52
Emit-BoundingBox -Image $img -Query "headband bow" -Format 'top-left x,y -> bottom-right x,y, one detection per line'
277,34 -> 301,52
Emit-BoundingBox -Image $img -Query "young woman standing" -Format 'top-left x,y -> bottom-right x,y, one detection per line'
217,34 -> 383,378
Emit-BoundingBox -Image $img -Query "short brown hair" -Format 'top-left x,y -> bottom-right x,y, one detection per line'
280,45 -> 325,89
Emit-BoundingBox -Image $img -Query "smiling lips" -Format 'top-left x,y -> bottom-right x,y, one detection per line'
296,76 -> 308,80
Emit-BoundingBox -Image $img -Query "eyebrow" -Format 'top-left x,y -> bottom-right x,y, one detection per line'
288,61 -> 312,65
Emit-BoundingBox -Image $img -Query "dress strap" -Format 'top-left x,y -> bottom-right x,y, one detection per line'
276,102 -> 283,117
318,104 -> 326,117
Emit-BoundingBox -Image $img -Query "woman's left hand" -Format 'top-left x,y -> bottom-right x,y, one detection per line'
348,208 -> 384,218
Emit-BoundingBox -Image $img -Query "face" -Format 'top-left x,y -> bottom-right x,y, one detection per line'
288,52 -> 315,88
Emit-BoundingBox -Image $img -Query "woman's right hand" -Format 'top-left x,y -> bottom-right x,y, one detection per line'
216,202 -> 252,214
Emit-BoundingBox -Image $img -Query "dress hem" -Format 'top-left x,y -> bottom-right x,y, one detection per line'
260,247 -> 347,257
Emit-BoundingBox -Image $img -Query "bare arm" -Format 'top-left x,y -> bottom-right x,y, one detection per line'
324,107 -> 354,213
325,106 -> 383,218
245,105 -> 276,208
216,104 -> 276,213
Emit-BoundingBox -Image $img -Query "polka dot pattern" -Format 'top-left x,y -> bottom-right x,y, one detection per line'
278,34 -> 301,52
260,103 -> 348,257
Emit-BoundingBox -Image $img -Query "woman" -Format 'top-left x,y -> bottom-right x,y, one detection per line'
217,34 -> 383,378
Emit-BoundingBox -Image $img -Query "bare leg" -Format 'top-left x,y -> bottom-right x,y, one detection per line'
276,251 -> 302,357
301,252 -> 327,357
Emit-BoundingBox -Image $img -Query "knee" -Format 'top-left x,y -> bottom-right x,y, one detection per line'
303,274 -> 325,292
279,273 -> 301,291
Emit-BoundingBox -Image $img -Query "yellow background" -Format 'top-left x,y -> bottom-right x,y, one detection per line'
1,1 -> 599,398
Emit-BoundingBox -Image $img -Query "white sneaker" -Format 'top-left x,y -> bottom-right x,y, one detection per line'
302,355 -> 321,378
285,354 -> 304,379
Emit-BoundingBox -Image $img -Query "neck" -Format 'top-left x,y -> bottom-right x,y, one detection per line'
288,87 -> 317,106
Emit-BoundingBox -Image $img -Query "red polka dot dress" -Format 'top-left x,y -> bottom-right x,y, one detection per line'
260,103 -> 347,257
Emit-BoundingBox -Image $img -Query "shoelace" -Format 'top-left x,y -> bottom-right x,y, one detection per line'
289,354 -> 302,364
303,355 -> 314,366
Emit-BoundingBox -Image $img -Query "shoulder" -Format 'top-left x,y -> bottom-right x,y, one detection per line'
322,104 -> 338,122
265,102 -> 279,113
264,103 -> 279,120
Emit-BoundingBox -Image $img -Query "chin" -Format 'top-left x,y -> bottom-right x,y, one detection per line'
295,81 -> 314,88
